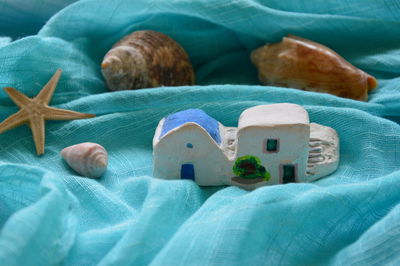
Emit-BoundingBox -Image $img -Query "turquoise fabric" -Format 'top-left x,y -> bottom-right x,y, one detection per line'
1,0 -> 400,265
0,0 -> 77,38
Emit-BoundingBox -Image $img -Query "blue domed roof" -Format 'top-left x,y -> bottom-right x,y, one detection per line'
160,109 -> 221,144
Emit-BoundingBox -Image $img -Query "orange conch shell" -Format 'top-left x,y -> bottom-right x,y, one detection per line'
251,35 -> 377,101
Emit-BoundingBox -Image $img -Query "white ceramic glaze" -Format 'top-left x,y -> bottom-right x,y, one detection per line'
153,103 -> 339,190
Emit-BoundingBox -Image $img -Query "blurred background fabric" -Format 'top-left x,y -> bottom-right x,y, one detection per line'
0,0 -> 400,265
0,0 -> 77,39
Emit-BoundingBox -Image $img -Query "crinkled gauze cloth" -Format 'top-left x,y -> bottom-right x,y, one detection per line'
1,0 -> 400,265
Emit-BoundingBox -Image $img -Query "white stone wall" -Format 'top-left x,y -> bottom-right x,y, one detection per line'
153,123 -> 232,186
236,124 -> 310,185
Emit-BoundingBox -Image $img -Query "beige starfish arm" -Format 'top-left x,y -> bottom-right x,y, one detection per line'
29,115 -> 45,155
4,87 -> 32,108
43,106 -> 95,120
35,69 -> 62,105
0,110 -> 28,134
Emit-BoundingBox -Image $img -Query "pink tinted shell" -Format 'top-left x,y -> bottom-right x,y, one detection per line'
61,142 -> 108,178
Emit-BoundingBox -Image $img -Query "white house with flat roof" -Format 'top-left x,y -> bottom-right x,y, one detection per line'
152,103 -> 339,190
236,104 -> 310,185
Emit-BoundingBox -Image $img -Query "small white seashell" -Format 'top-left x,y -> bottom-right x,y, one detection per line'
61,142 -> 108,178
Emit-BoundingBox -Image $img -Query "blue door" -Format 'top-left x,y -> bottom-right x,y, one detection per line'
181,164 -> 195,181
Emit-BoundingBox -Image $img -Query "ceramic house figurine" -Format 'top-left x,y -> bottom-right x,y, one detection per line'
152,103 -> 339,190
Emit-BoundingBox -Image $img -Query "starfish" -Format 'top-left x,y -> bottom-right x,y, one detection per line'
0,69 -> 95,155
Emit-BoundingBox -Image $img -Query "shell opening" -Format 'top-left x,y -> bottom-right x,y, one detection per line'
367,75 -> 378,92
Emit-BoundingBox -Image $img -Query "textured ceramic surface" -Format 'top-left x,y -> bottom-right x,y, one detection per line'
101,30 -> 195,91
153,103 -> 340,190
61,142 -> 108,178
251,35 -> 377,101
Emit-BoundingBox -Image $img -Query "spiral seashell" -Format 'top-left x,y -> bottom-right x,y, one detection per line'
251,35 -> 377,101
101,30 -> 195,91
61,142 -> 108,178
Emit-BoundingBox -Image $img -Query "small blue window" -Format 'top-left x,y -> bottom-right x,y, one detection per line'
186,143 -> 193,148
263,138 -> 279,153
267,139 -> 278,152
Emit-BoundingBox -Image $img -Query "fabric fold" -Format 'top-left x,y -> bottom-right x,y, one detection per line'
1,0 -> 400,265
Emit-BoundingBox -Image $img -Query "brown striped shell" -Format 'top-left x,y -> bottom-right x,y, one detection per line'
251,35 -> 377,101
61,142 -> 108,178
101,30 -> 195,91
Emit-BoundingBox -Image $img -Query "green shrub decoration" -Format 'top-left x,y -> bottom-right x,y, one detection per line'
233,155 -> 271,180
